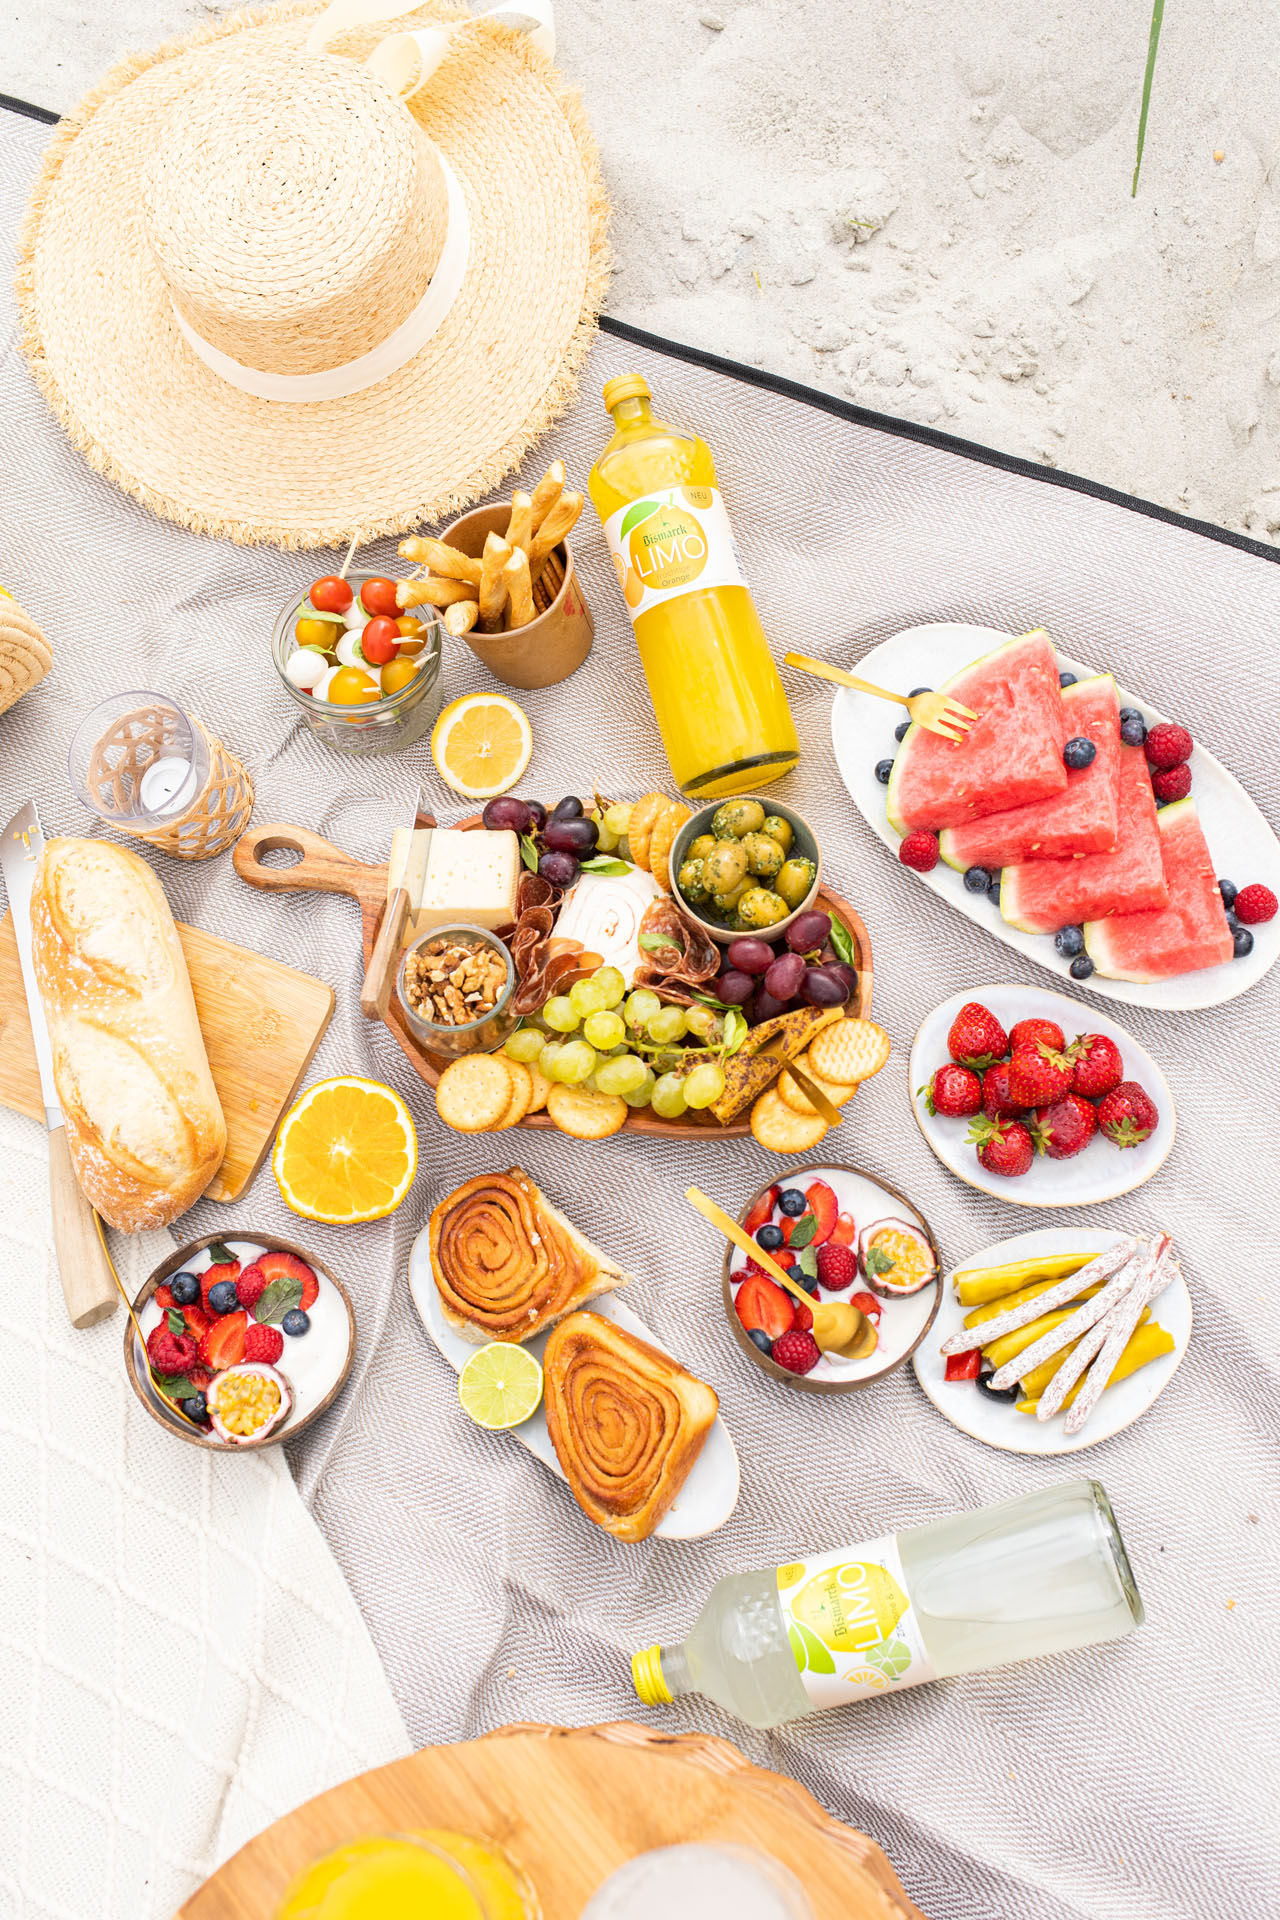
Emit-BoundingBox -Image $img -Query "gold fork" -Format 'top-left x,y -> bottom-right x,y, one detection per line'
784,651 -> 977,742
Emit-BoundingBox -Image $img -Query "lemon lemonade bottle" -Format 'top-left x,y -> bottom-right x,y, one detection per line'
275,1830 -> 535,1918
633,1481 -> 1142,1728
588,375 -> 799,797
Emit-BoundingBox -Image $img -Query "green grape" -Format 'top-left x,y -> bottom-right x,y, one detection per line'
557,1039 -> 598,1084
595,1052 -> 648,1097
683,1003 -> 722,1042
539,1041 -> 567,1081
504,1026 -> 547,1063
621,1065 -> 656,1108
591,810 -> 621,853
543,995 -> 580,1033
593,965 -> 626,1008
647,1004 -> 688,1044
650,1071 -> 688,1119
683,1061 -> 726,1109
625,988 -> 661,1030
569,976 -> 610,1017
603,802 -> 633,839
583,1009 -> 625,1050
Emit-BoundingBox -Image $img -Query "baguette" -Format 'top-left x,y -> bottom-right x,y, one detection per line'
30,838 -> 226,1231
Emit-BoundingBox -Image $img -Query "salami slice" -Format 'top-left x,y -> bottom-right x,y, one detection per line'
633,898 -> 720,996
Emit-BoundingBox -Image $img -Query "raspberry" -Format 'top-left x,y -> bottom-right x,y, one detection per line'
816,1244 -> 858,1291
898,829 -> 939,872
771,1329 -> 821,1375
235,1262 -> 269,1311
147,1321 -> 198,1377
1143,722 -> 1192,770
1234,884 -> 1277,925
244,1323 -> 284,1364
1151,763 -> 1191,803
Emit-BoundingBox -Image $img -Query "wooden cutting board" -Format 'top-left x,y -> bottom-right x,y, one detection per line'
0,912 -> 334,1204
178,1722 -> 927,1920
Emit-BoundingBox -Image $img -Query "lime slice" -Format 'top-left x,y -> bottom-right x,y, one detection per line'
458,1344 -> 543,1430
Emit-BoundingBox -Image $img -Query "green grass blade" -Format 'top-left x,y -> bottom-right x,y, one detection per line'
1132,0 -> 1166,195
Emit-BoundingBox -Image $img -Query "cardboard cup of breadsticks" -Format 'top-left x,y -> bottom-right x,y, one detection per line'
398,463 -> 593,692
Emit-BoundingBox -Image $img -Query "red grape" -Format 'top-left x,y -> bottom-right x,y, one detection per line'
482,797 -> 533,833
544,816 -> 598,855
785,909 -> 832,954
310,575 -> 353,613
360,616 -> 401,665
750,988 -> 794,1023
360,577 -> 399,617
726,937 -> 775,976
801,965 -> 849,1008
824,959 -> 858,1000
525,800 -> 548,831
538,849 -> 579,887
714,969 -> 755,1006
764,951 -> 806,1001
550,795 -> 584,821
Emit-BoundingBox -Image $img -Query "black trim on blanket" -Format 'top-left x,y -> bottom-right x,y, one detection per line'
2,89 -> 1275,567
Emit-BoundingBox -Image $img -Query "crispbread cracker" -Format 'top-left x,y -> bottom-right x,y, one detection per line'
525,1064 -> 552,1114
750,1087 -> 829,1154
494,1057 -> 533,1128
648,801 -> 691,893
626,792 -> 669,872
547,1084 -> 628,1140
809,1017 -> 891,1087
436,1054 -> 512,1133
778,1052 -> 859,1117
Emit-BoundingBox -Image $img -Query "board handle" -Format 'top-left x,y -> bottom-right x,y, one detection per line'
234,822 -> 386,910
361,885 -> 410,1021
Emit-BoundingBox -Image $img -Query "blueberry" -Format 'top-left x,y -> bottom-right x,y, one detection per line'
1055,924 -> 1085,957
1118,706 -> 1144,725
181,1393 -> 208,1422
987,869 -> 1002,899
756,1222 -> 784,1251
976,1372 -> 1020,1403
1233,927 -> 1255,959
1218,878 -> 1238,909
1059,671 -> 1078,688
1225,909 -> 1240,933
1063,736 -> 1097,770
907,686 -> 932,698
874,758 -> 894,784
792,1268 -> 819,1294
748,1328 -> 773,1357
207,1279 -> 240,1315
169,1271 -> 200,1307
778,1188 -> 807,1217
281,1308 -> 311,1337
963,865 -> 991,895
1120,716 -> 1147,747
894,719 -> 911,743
1069,954 -> 1095,980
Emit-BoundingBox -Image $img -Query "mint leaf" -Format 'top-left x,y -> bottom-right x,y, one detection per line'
787,1212 -> 818,1251
798,1244 -> 818,1279
580,857 -> 631,876
155,1374 -> 203,1402
165,1309 -> 187,1338
206,1241 -> 236,1266
519,833 -> 541,873
865,1246 -> 894,1277
829,917 -> 855,966
254,1276 -> 304,1325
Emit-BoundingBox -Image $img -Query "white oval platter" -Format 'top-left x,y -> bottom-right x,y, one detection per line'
913,1226 -> 1192,1455
408,1221 -> 740,1540
909,984 -> 1176,1208
830,621 -> 1280,1010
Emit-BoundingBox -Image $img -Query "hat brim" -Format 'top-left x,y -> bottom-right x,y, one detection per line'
17,0 -> 610,548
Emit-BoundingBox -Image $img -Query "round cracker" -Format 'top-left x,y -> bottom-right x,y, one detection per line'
625,791 -> 670,872
777,1053 -> 859,1118
546,1083 -> 628,1140
525,1063 -> 552,1114
750,1086 -> 829,1154
809,1017 -> 891,1087
648,800 -> 691,893
494,1057 -> 533,1128
435,1054 -> 513,1133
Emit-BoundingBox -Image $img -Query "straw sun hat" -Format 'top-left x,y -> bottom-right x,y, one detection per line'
16,0 -> 609,548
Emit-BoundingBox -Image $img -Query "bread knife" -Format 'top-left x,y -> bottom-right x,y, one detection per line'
360,784 -> 422,1021
1,803 -> 118,1328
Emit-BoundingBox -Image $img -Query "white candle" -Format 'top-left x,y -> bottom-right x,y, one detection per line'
138,755 -> 195,816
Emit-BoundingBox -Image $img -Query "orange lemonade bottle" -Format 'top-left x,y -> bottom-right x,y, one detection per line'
588,375 -> 799,798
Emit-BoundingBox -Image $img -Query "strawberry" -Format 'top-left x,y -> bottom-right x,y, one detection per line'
1007,1041 -> 1074,1108
921,1062 -> 981,1118
1070,1033 -> 1123,1099
898,829 -> 939,872
244,1323 -> 285,1364
1234,883 -> 1277,925
1097,1081 -> 1159,1148
185,1365 -> 213,1391
256,1249 -> 319,1312
816,1244 -> 858,1291
1008,1018 -> 1065,1055
771,1329 -> 821,1375
147,1320 -> 198,1377
1032,1094 -> 1098,1159
850,1289 -> 882,1323
981,1059 -> 1022,1120
734,1274 -> 795,1341
830,1211 -> 857,1247
198,1309 -> 248,1372
744,1185 -> 780,1236
967,1114 -> 1035,1178
235,1262 -> 270,1313
201,1258 -> 241,1310
154,1282 -> 178,1313
947,1002 -> 1009,1070
1144,722 -> 1192,769
790,1300 -> 814,1333
181,1299 -> 214,1339
1151,763 -> 1191,803
804,1181 -> 838,1245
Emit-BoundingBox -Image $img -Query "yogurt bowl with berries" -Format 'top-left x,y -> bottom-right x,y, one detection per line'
125,1234 -> 356,1449
722,1167 -> 942,1394
272,570 -> 443,755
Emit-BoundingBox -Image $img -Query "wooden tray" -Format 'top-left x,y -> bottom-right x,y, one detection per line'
233,818 -> 874,1140
178,1721 -> 926,1920
0,912 -> 333,1203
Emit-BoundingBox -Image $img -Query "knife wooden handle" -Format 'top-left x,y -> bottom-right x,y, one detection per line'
361,885 -> 410,1022
48,1128 -> 118,1328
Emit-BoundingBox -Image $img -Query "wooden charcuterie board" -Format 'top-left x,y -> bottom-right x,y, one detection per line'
0,911 -> 333,1203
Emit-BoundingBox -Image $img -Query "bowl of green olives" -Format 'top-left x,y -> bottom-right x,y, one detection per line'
670,795 -> 822,943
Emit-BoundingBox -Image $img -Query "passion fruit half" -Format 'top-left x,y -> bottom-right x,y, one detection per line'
206,1363 -> 294,1445
858,1219 -> 938,1298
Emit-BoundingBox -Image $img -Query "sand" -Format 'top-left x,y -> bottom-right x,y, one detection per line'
7,0 -> 1278,541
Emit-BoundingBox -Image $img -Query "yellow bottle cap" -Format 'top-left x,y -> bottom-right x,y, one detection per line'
630,1644 -> 672,1706
602,373 -> 651,412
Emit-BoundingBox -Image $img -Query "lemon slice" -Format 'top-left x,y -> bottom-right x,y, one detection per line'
431,692 -> 533,798
272,1075 -> 418,1224
457,1343 -> 544,1430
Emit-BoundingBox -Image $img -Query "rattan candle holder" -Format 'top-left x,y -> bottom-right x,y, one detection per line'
71,694 -> 254,861
0,587 -> 53,716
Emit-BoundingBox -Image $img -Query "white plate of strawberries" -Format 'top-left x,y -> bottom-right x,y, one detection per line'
909,985 -> 1176,1207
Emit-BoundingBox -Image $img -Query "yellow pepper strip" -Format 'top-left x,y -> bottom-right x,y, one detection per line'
1016,1320 -> 1175,1415
955,1252 -> 1095,1306
965,1278 -> 1102,1335
983,1306 -> 1079,1372
1017,1310 -> 1150,1400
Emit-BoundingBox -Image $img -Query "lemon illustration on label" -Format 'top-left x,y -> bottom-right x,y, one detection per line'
790,1561 -> 909,1654
777,1563 -> 805,1591
843,1667 -> 890,1692
627,503 -> 709,593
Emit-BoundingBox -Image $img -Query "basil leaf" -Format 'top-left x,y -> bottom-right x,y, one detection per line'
206,1241 -> 236,1266
639,929 -> 680,954
798,1245 -> 819,1279
254,1276 -> 304,1325
519,833 -> 541,873
828,917 -> 855,966
580,857 -> 631,876
787,1212 -> 818,1251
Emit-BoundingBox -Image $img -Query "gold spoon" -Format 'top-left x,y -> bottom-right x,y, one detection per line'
687,1187 -> 878,1360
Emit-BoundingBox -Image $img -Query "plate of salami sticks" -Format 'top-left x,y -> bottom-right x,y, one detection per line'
913,1227 -> 1192,1453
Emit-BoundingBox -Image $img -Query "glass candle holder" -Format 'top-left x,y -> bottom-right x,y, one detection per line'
67,690 -> 253,861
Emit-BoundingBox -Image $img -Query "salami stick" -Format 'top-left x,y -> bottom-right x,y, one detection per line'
988,1249 -> 1145,1390
1064,1236 -> 1176,1436
1034,1313 -> 1116,1422
940,1240 -> 1138,1355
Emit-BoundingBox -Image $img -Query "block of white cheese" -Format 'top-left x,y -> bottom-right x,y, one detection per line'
552,865 -> 663,985
388,828 -> 520,939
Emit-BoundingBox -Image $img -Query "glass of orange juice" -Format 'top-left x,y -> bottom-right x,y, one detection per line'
275,1830 -> 536,1919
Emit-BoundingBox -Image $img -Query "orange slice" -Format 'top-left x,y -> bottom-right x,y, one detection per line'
430,692 -> 533,798
272,1076 -> 418,1224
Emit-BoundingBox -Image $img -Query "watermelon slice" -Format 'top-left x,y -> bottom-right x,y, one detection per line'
1084,798 -> 1235,981
939,675 -> 1121,867
1000,745 -> 1168,935
886,630 -> 1067,833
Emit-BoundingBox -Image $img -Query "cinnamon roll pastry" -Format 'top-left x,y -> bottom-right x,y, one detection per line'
430,1170 -> 628,1344
543,1312 -> 718,1542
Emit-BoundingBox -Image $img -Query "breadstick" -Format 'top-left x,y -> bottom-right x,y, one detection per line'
444,600 -> 480,637
940,1240 -> 1137,1355
397,576 -> 478,609
506,490 -> 533,552
398,536 -> 482,585
528,490 -> 584,583
478,532 -> 511,632
502,547 -> 534,629
529,460 -> 565,532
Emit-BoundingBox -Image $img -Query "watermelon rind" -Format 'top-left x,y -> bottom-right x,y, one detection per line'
1084,797 -> 1236,983
1000,743 -> 1167,936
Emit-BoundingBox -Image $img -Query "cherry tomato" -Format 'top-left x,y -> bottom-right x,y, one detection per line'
360,576 -> 399,617
295,616 -> 340,649
328,666 -> 380,706
360,615 -> 402,665
310,575 -> 353,614
380,656 -> 420,696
